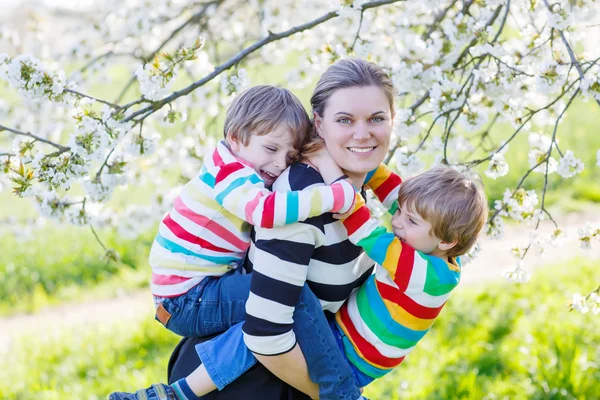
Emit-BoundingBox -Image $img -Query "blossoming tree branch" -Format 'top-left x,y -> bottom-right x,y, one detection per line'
0,0 -> 599,312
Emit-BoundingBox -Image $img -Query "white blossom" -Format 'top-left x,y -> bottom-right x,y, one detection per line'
486,215 -> 504,239
589,293 -> 600,315
495,188 -> 538,223
502,264 -> 530,283
135,63 -> 173,101
394,147 -> 424,177
557,150 -> 584,178
577,222 -> 598,250
570,293 -> 589,314
548,229 -> 567,248
0,54 -> 67,101
485,152 -> 509,179
596,149 -> 600,168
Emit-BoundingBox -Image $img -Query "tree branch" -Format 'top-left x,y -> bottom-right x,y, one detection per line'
0,124 -> 70,151
123,0 -> 404,123
542,0 -> 600,108
65,89 -> 120,109
422,0 -> 460,41
538,88 -> 580,216
114,0 -> 222,104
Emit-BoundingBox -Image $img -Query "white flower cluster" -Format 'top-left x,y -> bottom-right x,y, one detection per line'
124,133 -> 160,157
392,109 -> 421,140
577,222 -> 600,250
502,264 -> 531,283
485,215 -> 504,239
570,292 -> 600,314
429,77 -> 464,115
485,152 -> 509,180
494,188 -> 539,223
35,152 -> 89,191
596,149 -> 600,168
394,146 -> 424,177
528,133 -> 557,174
556,150 -> 584,179
220,69 -> 249,97
460,241 -> 481,265
0,54 -> 68,101
135,63 -> 173,101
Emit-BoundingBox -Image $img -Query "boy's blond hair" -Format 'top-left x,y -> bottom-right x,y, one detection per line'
398,167 -> 488,258
224,85 -> 311,161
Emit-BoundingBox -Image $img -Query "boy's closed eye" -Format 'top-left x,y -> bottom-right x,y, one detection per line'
264,146 -> 277,152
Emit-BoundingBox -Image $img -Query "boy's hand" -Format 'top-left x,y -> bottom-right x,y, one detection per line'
306,146 -> 344,185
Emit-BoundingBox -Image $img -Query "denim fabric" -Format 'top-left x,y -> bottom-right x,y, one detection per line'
157,268 -> 251,338
196,284 -> 362,400
328,319 -> 374,389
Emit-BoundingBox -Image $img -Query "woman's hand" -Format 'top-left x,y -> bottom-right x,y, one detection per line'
306,146 -> 345,185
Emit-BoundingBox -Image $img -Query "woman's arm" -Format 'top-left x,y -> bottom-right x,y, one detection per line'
254,345 -> 319,399
241,213 -> 323,397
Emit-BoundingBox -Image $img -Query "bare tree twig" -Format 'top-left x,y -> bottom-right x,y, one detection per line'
114,0 -> 222,104
538,88 -> 580,218
542,0 -> 600,108
124,0 -> 404,123
350,8 -> 366,50
95,147 -> 116,182
0,124 -> 70,151
65,89 -> 119,109
90,224 -> 108,252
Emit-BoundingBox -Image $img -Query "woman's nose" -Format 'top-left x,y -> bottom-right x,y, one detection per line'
352,122 -> 371,140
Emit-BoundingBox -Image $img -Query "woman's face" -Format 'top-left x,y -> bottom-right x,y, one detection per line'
314,85 -> 393,186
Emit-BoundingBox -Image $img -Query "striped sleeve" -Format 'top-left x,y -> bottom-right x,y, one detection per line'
242,222 -> 319,355
213,161 -> 356,229
341,193 -> 417,289
364,164 -> 402,215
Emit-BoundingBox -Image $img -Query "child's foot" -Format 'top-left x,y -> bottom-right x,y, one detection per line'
109,383 -> 178,400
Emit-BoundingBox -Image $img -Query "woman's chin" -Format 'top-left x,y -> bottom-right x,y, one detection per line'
343,154 -> 384,174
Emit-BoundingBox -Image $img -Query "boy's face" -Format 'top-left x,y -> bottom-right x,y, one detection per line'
391,202 -> 448,258
229,123 -> 296,186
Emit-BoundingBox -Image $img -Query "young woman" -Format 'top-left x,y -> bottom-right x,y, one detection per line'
113,58 -> 396,400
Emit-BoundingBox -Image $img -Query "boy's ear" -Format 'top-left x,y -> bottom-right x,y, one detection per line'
438,240 -> 457,252
313,112 -> 324,139
227,133 -> 241,153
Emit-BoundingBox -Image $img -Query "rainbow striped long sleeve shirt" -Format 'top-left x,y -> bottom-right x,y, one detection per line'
149,141 -> 356,297
336,167 -> 461,379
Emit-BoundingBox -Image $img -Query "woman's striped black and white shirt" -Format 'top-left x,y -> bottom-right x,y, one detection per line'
242,163 -> 375,356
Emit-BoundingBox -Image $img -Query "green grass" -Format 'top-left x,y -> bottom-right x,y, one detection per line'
0,225 -> 155,315
0,315 -> 180,400
364,259 -> 600,400
1,259 -> 597,399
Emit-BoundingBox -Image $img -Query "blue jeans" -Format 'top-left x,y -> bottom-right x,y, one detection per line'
196,284 -> 362,400
156,268 -> 251,338
328,319 -> 374,389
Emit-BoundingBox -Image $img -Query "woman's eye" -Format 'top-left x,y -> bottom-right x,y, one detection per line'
337,118 -> 351,124
371,116 -> 384,123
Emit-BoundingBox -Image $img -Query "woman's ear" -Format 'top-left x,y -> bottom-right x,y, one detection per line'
313,112 -> 324,139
